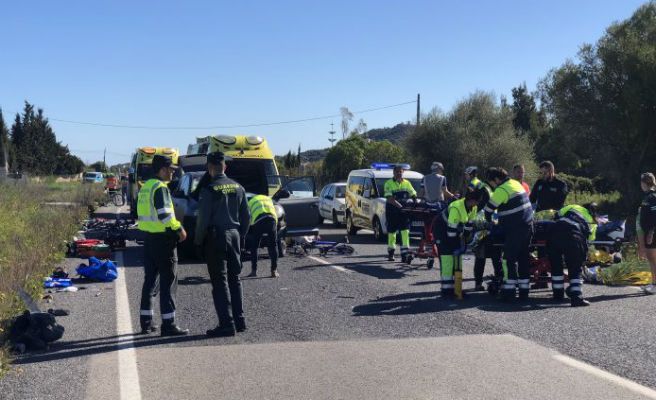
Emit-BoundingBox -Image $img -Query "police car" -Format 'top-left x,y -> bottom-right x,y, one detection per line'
344,163 -> 424,241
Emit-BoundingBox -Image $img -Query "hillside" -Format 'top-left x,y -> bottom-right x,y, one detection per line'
293,123 -> 416,162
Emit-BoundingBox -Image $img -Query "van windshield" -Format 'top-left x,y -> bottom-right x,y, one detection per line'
374,178 -> 422,198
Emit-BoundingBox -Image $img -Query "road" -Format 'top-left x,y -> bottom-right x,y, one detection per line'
2,205 -> 656,399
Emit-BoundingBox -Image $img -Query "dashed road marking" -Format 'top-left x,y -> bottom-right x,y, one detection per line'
553,354 -> 656,399
307,255 -> 350,272
114,251 -> 143,400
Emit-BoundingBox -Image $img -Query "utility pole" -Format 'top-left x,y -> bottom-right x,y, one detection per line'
416,93 -> 421,127
328,122 -> 336,147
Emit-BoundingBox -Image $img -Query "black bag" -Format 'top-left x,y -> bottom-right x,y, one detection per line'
9,311 -> 65,351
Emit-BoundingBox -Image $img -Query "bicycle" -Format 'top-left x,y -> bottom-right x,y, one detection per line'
289,236 -> 355,257
107,189 -> 124,207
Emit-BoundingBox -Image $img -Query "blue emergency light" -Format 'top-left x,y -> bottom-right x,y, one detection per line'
370,162 -> 411,170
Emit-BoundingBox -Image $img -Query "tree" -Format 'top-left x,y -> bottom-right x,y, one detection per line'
340,107 -> 354,140
10,101 -> 84,175
405,91 -> 536,192
363,140 -> 406,167
0,109 -> 9,174
511,82 -> 537,134
322,135 -> 407,183
537,2 -> 656,211
322,136 -> 366,183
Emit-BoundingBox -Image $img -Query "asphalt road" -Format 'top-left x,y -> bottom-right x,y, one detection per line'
2,205 -> 656,400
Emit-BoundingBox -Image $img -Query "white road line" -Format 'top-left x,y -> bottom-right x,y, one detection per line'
553,354 -> 656,399
114,251 -> 143,400
307,255 -> 350,272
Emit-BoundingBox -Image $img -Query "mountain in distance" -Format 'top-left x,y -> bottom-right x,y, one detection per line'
293,122 -> 416,162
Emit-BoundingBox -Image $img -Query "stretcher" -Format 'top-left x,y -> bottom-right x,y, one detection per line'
399,199 -> 445,268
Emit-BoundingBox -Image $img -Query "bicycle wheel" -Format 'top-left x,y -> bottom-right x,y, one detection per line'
112,193 -> 124,207
332,243 -> 355,255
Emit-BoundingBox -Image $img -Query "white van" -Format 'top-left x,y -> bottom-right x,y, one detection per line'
345,164 -> 424,241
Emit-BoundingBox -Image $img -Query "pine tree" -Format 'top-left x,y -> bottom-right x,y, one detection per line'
0,108 -> 9,174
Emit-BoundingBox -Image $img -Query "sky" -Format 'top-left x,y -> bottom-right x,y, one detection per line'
0,0 -> 647,166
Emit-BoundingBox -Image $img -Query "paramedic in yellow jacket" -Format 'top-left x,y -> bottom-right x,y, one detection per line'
384,165 -> 417,263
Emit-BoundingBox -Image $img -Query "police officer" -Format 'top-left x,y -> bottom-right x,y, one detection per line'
548,203 -> 597,306
247,194 -> 279,278
433,190 -> 482,298
530,161 -> 568,212
484,167 -> 534,300
195,152 -> 250,337
137,155 -> 189,336
384,165 -> 417,262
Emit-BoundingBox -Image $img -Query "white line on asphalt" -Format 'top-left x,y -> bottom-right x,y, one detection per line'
307,255 -> 350,272
553,354 -> 656,399
114,251 -> 143,400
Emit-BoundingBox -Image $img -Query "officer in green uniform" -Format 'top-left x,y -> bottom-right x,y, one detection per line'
137,155 -> 189,336
247,194 -> 279,278
195,152 -> 251,337
384,165 -> 417,262
433,190 -> 482,298
484,167 -> 534,301
547,203 -> 597,306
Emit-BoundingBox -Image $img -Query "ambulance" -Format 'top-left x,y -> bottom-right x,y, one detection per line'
128,147 -> 179,215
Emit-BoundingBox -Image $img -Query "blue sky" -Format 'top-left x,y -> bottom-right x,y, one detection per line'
0,0 -> 647,165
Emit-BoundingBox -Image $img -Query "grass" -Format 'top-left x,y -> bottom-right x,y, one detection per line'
0,180 -> 102,376
598,243 -> 652,286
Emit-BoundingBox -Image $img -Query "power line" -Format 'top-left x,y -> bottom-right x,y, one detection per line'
4,100 -> 417,131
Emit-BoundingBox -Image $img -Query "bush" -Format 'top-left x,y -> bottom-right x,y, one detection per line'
0,182 -> 93,373
406,92 -> 537,189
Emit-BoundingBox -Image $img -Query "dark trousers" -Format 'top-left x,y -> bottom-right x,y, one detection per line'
502,223 -> 533,297
205,229 -> 244,328
474,236 -> 503,285
140,233 -> 178,322
547,222 -> 587,298
249,216 -> 278,272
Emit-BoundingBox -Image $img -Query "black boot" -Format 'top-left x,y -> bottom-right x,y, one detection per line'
140,318 -> 158,334
387,249 -> 395,261
206,325 -> 236,337
570,297 -> 590,307
235,318 -> 247,333
161,319 -> 189,337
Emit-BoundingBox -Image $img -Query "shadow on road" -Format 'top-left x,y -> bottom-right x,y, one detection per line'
13,334 -> 213,365
178,276 -> 211,285
350,289 -> 631,316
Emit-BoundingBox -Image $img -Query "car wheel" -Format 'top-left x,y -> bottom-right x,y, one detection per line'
346,213 -> 358,236
332,210 -> 341,227
373,217 -> 386,242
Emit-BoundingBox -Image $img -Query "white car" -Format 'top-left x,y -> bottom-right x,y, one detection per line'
345,164 -> 424,241
318,182 -> 347,226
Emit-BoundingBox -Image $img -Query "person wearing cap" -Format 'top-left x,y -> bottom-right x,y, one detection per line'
384,164 -> 417,262
137,154 -> 189,336
420,161 -> 454,204
195,152 -> 250,337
